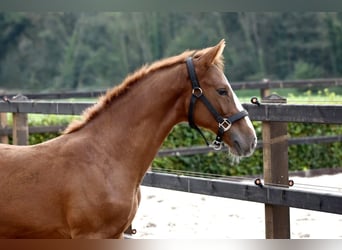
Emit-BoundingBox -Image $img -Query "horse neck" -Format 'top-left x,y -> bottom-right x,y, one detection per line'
79,64 -> 188,179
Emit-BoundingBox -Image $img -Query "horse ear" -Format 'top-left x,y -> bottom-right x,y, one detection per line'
197,39 -> 225,67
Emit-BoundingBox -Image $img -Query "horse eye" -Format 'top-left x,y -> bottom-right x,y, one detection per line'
217,88 -> 228,96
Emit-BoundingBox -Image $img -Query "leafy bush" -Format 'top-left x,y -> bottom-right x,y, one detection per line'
291,60 -> 325,80
6,112 -> 341,176
6,114 -> 77,145
153,121 -> 342,176
288,123 -> 342,171
27,115 -> 76,144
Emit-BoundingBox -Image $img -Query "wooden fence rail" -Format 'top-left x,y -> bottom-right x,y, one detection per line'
1,77 -> 342,100
142,171 -> 342,215
0,101 -> 341,124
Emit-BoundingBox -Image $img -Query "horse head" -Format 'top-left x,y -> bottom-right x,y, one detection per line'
184,40 -> 257,157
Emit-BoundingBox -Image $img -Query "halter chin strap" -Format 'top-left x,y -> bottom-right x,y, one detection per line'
186,57 -> 249,150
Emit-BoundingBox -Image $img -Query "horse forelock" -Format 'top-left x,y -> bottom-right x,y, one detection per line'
63,46 -> 225,134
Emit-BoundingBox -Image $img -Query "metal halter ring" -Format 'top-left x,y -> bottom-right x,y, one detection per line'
218,118 -> 232,132
210,140 -> 223,151
192,87 -> 203,98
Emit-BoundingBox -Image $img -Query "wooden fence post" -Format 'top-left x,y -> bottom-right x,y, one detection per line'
11,95 -> 30,146
260,79 -> 270,98
262,94 -> 290,239
0,90 -> 8,144
0,113 -> 8,144
12,112 -> 28,145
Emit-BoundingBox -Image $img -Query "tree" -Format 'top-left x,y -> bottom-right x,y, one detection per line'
1,12 -> 342,91
325,12 -> 342,76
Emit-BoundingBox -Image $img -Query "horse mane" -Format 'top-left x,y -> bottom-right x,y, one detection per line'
63,46 -> 224,134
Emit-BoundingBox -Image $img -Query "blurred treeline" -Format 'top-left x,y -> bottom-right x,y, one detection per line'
1,12 -> 342,91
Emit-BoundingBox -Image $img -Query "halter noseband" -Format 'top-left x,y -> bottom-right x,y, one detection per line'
186,57 -> 248,150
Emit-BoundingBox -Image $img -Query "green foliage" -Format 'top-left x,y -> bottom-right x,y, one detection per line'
288,123 -> 342,171
291,60 -> 325,80
287,87 -> 342,103
325,13 -> 342,75
27,115 -> 76,144
149,122 -> 265,176
153,121 -> 341,176
2,12 -> 342,91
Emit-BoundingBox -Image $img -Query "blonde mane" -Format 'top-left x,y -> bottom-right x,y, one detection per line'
64,46 -> 224,134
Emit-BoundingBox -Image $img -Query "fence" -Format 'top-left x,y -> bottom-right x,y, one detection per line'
1,77 -> 341,145
0,93 -> 341,238
1,78 -> 342,238
1,77 -> 342,100
1,77 -> 341,146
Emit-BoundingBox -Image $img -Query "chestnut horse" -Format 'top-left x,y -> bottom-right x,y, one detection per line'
0,39 -> 256,238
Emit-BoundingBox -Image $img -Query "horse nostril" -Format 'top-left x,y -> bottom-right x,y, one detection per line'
234,140 -> 242,154
232,136 -> 257,156
251,137 -> 257,149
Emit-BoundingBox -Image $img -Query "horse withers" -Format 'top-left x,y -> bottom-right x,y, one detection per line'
0,39 -> 256,238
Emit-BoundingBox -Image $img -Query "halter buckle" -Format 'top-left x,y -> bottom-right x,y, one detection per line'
219,118 -> 231,132
210,139 -> 223,151
192,87 -> 203,98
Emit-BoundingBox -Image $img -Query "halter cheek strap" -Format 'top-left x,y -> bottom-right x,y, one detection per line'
186,57 -> 248,150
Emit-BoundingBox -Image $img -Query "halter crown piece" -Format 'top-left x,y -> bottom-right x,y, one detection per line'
186,57 -> 249,150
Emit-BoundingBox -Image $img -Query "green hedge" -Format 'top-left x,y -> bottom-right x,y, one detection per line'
6,114 -> 76,145
153,122 -> 342,176
9,115 -> 341,176
288,123 -> 342,171
28,115 -> 74,145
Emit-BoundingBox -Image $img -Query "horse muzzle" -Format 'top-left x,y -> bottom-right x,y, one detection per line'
228,132 -> 257,157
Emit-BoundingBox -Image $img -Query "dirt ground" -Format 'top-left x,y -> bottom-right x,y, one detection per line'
131,173 -> 342,239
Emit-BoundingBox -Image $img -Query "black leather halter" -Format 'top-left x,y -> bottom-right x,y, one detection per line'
186,57 -> 248,150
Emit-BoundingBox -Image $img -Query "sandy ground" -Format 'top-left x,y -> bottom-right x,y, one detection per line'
131,173 -> 342,239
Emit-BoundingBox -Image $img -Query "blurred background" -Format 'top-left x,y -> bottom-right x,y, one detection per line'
1,12 -> 342,93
